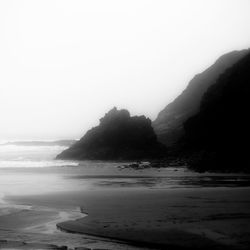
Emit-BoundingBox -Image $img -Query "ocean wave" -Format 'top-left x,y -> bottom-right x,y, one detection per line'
0,141 -> 70,165
0,160 -> 79,168
0,144 -> 68,152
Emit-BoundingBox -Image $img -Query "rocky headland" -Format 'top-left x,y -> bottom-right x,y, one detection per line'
153,49 -> 249,146
57,107 -> 166,160
57,49 -> 250,173
181,50 -> 250,172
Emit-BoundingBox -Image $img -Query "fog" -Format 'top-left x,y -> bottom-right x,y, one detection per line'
0,0 -> 250,140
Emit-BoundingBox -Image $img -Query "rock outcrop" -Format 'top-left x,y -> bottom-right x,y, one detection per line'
57,107 -> 166,160
182,51 -> 250,172
153,50 -> 249,146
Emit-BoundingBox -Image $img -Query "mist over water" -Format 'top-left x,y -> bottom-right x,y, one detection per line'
0,140 -> 78,168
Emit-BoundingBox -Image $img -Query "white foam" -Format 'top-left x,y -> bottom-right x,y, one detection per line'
0,160 -> 78,168
0,141 -> 78,168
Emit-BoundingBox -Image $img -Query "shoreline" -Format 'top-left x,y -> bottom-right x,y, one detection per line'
1,193 -> 150,250
56,222 -> 226,250
1,165 -> 250,250
0,240 -> 67,250
0,193 -> 84,235
53,187 -> 250,249
4,187 -> 250,249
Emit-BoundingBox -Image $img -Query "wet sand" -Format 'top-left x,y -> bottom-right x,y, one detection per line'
1,164 -> 250,249
0,240 -> 67,249
5,187 -> 250,249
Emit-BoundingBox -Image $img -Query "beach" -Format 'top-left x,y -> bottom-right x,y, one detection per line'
1,167 -> 250,249
4,185 -> 250,249
1,142 -> 250,249
1,1 -> 250,248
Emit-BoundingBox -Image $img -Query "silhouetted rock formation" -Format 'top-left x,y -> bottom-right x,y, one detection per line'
57,107 -> 166,160
182,51 -> 250,172
153,50 -> 249,146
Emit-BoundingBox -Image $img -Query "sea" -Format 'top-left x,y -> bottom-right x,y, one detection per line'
0,140 -> 78,169
0,140 -> 250,249
1,139 -> 250,198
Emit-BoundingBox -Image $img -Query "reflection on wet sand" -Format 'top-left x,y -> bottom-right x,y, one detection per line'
1,164 -> 250,249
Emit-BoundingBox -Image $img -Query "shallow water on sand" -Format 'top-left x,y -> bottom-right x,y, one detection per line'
1,141 -> 250,249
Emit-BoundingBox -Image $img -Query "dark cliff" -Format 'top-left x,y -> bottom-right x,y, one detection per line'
182,51 -> 250,172
153,50 -> 249,146
57,107 -> 166,160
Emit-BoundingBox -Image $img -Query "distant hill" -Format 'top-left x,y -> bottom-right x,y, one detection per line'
57,107 -> 166,160
153,49 -> 249,146
182,51 -> 250,172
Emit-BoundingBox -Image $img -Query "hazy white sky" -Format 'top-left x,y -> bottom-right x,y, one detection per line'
0,0 -> 250,140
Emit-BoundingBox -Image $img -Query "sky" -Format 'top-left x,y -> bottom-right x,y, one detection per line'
0,0 -> 250,140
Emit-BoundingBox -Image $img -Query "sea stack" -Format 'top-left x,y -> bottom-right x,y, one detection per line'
57,107 -> 166,160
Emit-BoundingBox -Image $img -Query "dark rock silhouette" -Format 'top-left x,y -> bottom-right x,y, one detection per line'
57,107 -> 166,160
153,50 -> 249,146
182,51 -> 250,172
